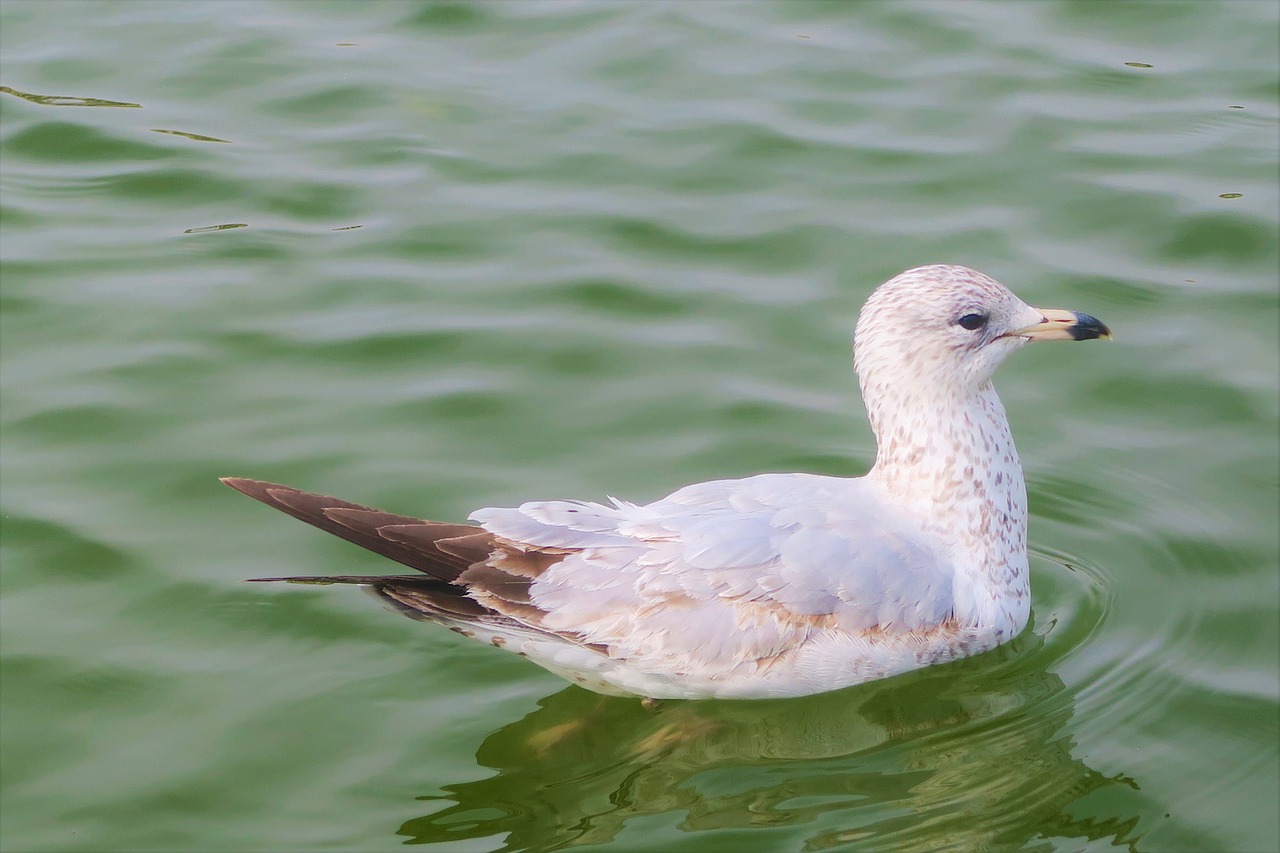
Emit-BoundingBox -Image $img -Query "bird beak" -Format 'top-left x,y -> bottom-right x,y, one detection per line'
1008,308 -> 1113,341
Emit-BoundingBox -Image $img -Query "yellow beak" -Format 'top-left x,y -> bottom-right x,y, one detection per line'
1009,308 -> 1113,341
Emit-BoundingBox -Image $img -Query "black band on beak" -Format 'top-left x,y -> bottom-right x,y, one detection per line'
1067,312 -> 1111,341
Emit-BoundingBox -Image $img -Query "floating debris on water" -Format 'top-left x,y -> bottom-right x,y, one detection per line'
0,85 -> 140,108
184,223 -> 248,234
152,128 -> 231,143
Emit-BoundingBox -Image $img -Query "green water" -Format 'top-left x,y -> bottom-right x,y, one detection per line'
2,2 -> 1277,851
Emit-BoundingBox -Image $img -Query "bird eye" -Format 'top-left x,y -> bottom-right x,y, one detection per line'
957,313 -> 988,331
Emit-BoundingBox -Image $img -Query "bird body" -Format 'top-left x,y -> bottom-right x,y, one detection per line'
225,265 -> 1109,699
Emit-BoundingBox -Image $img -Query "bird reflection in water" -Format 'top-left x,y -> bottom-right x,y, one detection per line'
396,626 -> 1147,852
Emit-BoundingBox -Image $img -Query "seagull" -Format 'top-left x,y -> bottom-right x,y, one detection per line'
223,265 -> 1110,700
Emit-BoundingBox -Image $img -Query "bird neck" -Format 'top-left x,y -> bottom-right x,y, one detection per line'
865,381 -> 1030,633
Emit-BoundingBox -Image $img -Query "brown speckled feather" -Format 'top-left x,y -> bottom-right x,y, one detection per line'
221,477 -> 573,636
222,478 -> 481,579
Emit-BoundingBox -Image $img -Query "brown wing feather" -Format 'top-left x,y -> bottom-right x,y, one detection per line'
221,477 -> 482,581
244,573 -> 491,619
222,477 -> 585,645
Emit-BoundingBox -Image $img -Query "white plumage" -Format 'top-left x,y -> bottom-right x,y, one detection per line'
227,264 -> 1110,699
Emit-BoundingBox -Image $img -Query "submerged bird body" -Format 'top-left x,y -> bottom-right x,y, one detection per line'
225,265 -> 1109,699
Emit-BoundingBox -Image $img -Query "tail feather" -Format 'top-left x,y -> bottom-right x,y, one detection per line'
220,477 -> 486,582
223,477 -> 580,645
244,572 -> 493,621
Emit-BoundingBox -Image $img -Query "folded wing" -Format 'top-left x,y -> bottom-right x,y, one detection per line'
225,473 -> 955,682
471,473 -> 955,678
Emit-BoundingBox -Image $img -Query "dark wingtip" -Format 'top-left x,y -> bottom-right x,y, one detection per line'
221,477 -> 286,499
246,576 -> 346,585
221,477 -> 489,584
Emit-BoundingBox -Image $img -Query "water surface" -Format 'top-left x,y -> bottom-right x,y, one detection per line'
2,2 -> 1277,851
